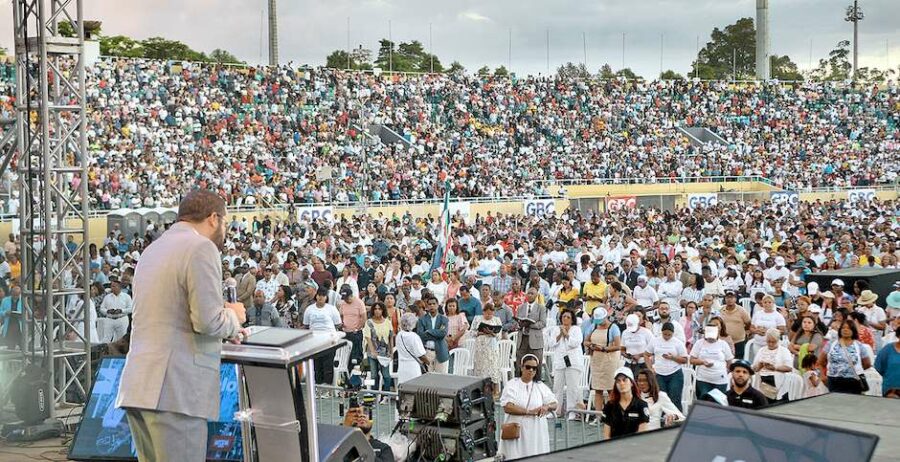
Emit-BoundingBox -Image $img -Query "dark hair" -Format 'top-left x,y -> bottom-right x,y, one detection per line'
800,353 -> 818,370
609,373 -> 640,403
661,322 -> 675,332
177,189 -> 226,223
636,369 -> 660,402
279,285 -> 293,300
848,311 -> 867,326
836,320 -> 859,340
316,288 -> 329,298
371,302 -> 386,318
559,309 -> 576,325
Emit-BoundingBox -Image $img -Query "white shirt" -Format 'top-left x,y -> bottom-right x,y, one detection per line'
657,279 -> 683,307
303,303 -> 341,331
426,281 -> 449,303
652,318 -> 686,342
856,305 -> 887,333
100,292 -> 133,318
750,310 -> 787,346
691,339 -> 734,385
633,284 -> 659,308
546,325 -> 584,371
621,327 -> 655,363
642,392 -> 685,431
649,336 -> 688,376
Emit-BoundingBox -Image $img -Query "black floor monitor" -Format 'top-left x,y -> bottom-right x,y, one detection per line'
667,401 -> 879,462
68,357 -> 243,461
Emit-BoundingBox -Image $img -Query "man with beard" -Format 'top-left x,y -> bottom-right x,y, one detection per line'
725,359 -> 768,409
117,189 -> 247,461
342,404 -> 394,462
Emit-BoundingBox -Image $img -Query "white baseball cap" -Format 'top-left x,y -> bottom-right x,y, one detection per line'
807,281 -> 820,296
625,314 -> 640,333
831,278 -> 845,287
614,366 -> 635,383
775,257 -> 785,266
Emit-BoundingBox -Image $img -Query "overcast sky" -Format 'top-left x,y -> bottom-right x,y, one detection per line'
1,0 -> 898,78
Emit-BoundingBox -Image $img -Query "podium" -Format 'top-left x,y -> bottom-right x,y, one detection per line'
222,327 -> 374,462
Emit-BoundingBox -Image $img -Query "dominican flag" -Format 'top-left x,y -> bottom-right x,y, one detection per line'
431,181 -> 453,275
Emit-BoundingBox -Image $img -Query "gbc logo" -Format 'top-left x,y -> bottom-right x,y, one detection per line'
525,200 -> 555,217
770,192 -> 799,206
847,189 -> 875,203
607,197 -> 637,211
688,194 -> 718,209
297,207 -> 333,223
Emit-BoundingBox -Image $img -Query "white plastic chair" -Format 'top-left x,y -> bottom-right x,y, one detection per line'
497,339 -> 516,387
332,340 -> 352,387
507,331 -> 519,346
784,372 -> 804,401
462,338 -> 476,353
578,355 -> 593,410
681,366 -> 696,412
448,348 -> 473,376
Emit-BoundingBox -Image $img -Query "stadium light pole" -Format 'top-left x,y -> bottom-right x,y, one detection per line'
268,0 -> 278,65
388,20 -> 393,73
546,28 -> 550,76
845,0 -> 864,79
660,33 -> 664,78
429,22 -> 434,73
621,32 -> 626,71
347,17 -> 351,70
583,32 -> 588,71
508,27 -> 512,72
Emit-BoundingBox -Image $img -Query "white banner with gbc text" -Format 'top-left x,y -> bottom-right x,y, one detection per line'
770,191 -> 799,208
524,199 -> 556,217
687,193 -> 718,210
847,189 -> 876,203
295,205 -> 334,223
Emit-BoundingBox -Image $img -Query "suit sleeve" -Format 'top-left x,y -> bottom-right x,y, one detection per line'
186,241 -> 240,339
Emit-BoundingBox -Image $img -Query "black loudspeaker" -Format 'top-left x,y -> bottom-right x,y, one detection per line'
397,373 -> 494,425
10,365 -> 51,425
406,419 -> 497,462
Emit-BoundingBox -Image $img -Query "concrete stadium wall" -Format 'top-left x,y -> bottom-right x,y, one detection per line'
798,190 -> 898,202
565,180 -> 773,198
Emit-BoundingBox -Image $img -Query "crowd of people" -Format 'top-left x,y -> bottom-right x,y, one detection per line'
2,192 -> 896,459
2,58 -> 899,215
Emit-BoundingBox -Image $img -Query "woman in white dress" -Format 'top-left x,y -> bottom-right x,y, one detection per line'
636,369 -> 684,430
546,310 -> 584,419
396,313 -> 428,384
499,354 -> 558,461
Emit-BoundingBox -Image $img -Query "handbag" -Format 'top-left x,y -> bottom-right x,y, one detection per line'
837,341 -> 869,393
501,382 -> 535,441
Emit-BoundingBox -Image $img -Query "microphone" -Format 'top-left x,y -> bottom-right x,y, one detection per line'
224,278 -> 237,303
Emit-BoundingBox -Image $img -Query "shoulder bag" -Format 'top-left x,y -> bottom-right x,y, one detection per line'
501,382 -> 535,440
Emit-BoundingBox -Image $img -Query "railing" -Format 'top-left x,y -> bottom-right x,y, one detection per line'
535,175 -> 774,187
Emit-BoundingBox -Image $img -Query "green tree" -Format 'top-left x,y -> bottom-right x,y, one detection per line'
141,37 -> 208,61
326,50 -> 370,70
556,62 -> 590,80
616,68 -> 638,79
476,65 -> 491,76
494,65 -> 509,77
0,46 -> 6,57
58,21 -> 75,38
447,61 -> 465,74
374,39 -> 396,71
416,53 -> 443,73
209,48 -> 243,64
811,40 -> 851,81
660,69 -> 685,80
350,46 -> 373,69
691,17 -> 756,80
598,64 -> 616,79
100,35 -> 144,58
770,55 -> 802,81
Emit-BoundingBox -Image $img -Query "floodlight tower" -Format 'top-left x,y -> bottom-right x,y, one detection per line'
756,0 -> 771,80
268,0 -> 278,65
845,0 -> 864,79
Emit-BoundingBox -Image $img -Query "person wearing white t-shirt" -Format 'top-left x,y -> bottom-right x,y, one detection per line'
749,295 -> 787,361
648,323 -> 688,411
763,257 -> 790,284
855,290 -> 887,336
621,314 -> 654,373
651,302 -> 686,342
302,289 -> 343,385
632,275 -> 659,309
689,325 -> 735,399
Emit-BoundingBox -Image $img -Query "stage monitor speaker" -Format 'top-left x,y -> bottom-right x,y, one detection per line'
317,424 -> 375,462
406,418 -> 497,462
397,373 -> 494,425
10,364 -> 51,425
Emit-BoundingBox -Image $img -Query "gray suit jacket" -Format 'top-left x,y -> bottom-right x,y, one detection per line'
517,300 -> 547,350
237,271 -> 256,307
117,222 -> 241,420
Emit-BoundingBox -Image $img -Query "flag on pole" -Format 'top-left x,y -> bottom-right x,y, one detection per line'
431,181 -> 453,275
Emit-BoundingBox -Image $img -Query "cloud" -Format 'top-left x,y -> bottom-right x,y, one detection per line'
458,11 -> 492,23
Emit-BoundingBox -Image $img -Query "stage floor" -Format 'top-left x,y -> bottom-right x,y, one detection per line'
523,393 -> 900,462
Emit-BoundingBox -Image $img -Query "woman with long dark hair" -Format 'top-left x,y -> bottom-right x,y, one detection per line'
602,367 -> 650,439
636,369 -> 684,430
819,320 -> 873,394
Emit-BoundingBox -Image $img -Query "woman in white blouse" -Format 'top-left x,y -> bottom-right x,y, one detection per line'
499,354 -> 558,460
636,369 -> 684,430
546,310 -> 584,420
425,269 -> 449,303
396,313 -> 429,384
751,328 -> 794,402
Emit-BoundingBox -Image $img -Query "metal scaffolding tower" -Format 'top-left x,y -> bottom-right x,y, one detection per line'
5,0 -> 92,416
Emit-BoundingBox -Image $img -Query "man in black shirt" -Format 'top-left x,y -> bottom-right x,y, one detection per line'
726,360 -> 768,409
343,405 -> 394,462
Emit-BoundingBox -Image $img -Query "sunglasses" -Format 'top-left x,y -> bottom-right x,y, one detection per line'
522,365 -> 538,372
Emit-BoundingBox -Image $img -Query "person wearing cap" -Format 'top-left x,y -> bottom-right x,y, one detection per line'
255,266 -> 280,303
621,313 -> 654,376
719,290 -> 751,359
302,288 -> 343,385
725,360 -> 768,409
830,278 -> 850,306
632,275 -> 659,309
499,354 -> 557,460
647,321 -> 688,412
584,307 -> 622,414
763,256 -> 790,286
856,290 -> 887,337
601,367 -> 650,439
338,284 -> 368,372
689,322 -> 735,399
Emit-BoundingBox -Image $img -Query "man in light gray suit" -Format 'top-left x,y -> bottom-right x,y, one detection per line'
117,190 -> 247,462
515,286 -> 547,377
